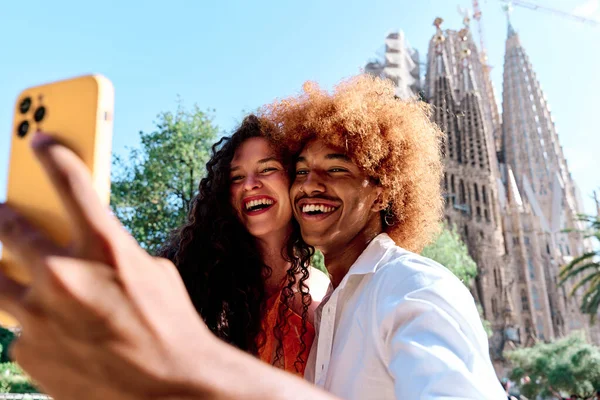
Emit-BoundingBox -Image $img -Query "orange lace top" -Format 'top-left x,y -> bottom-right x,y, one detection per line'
258,289 -> 315,376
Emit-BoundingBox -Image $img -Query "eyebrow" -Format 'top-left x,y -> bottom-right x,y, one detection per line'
296,153 -> 352,164
326,153 -> 351,162
230,157 -> 279,172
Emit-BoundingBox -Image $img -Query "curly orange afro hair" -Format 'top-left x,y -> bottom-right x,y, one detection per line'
262,74 -> 444,253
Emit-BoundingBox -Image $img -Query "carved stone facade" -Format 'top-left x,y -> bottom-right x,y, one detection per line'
368,17 -> 600,375
500,21 -> 600,347
425,20 -> 523,371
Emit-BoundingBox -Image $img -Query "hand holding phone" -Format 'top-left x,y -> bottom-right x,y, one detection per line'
0,75 -> 114,327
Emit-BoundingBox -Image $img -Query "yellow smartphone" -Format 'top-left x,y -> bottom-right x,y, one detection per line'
0,75 -> 114,327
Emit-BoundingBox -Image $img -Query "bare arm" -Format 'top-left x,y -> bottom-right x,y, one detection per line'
185,339 -> 337,400
0,133 -> 337,400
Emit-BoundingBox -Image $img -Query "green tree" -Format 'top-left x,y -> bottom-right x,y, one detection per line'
311,250 -> 327,275
110,103 -> 219,252
0,327 -> 39,394
0,326 -> 15,363
559,214 -> 600,323
422,224 -> 478,286
507,332 -> 600,399
422,224 -> 492,337
0,362 -> 39,394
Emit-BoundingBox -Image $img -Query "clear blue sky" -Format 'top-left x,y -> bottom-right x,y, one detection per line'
1,0 -> 598,214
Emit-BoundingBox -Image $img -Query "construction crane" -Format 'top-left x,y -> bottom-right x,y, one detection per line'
472,0 -> 488,68
470,0 -> 599,81
469,0 -> 503,160
501,0 -> 600,27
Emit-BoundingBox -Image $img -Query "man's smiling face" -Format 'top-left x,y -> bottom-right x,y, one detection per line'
290,139 -> 383,253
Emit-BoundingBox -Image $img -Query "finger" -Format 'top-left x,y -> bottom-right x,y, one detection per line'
31,133 -> 132,262
154,256 -> 177,271
0,203 -> 65,274
0,266 -> 27,320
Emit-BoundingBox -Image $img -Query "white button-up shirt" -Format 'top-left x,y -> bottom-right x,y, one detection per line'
304,233 -> 506,399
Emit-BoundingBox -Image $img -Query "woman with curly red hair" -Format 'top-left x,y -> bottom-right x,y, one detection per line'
158,114 -> 328,376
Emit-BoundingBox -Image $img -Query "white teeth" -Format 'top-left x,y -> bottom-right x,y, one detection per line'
245,198 -> 274,210
301,204 -> 335,213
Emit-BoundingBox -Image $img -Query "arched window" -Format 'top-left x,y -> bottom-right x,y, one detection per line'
525,318 -> 531,334
532,286 -> 541,310
459,179 -> 466,205
491,297 -> 498,317
494,269 -> 499,288
521,289 -> 529,311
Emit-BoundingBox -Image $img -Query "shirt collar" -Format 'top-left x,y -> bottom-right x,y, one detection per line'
342,233 -> 397,279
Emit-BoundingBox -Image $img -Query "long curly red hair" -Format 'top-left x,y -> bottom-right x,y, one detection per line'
262,74 -> 444,252
158,115 -> 312,372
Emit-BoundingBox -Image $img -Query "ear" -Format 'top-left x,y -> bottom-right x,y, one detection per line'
370,187 -> 387,212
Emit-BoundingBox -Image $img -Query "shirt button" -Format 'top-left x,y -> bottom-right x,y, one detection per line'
321,364 -> 325,370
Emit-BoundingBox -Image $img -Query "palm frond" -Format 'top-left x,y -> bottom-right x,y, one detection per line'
582,289 -> 600,323
559,255 -> 600,283
567,273 -> 600,298
581,278 -> 600,303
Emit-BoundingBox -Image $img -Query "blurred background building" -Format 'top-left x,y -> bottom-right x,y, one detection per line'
366,6 -> 600,374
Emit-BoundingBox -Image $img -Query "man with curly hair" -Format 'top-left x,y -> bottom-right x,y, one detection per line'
263,74 -> 506,399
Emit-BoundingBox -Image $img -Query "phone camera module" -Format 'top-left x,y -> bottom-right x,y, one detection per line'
34,106 -> 46,122
17,121 -> 30,138
19,97 -> 32,114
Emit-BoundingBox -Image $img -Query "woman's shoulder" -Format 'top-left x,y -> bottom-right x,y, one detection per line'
305,266 -> 331,303
283,266 -> 331,326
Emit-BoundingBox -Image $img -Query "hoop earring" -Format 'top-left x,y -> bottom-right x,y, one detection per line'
384,208 -> 396,227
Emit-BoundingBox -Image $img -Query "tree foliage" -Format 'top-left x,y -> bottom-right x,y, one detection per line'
422,224 -> 491,337
0,326 -> 15,363
311,249 -> 327,275
0,362 -> 39,394
559,214 -> 600,323
507,332 -> 600,399
422,224 -> 478,287
0,327 -> 39,394
110,103 -> 219,253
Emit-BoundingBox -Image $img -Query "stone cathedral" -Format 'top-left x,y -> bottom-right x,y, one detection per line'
367,18 -> 599,373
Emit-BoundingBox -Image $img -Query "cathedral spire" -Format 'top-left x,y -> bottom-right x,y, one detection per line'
432,18 -> 448,78
501,18 -> 574,227
457,27 -> 477,94
506,168 -> 524,212
503,2 -> 518,39
507,21 -> 517,39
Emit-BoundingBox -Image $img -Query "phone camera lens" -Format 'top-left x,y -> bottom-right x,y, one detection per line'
34,106 -> 46,122
17,121 -> 30,138
19,98 -> 32,114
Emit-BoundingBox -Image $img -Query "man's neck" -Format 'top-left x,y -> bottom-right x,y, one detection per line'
322,218 -> 383,288
256,226 -> 292,296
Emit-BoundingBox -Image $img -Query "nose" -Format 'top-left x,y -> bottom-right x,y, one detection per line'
300,171 -> 325,195
243,173 -> 263,191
